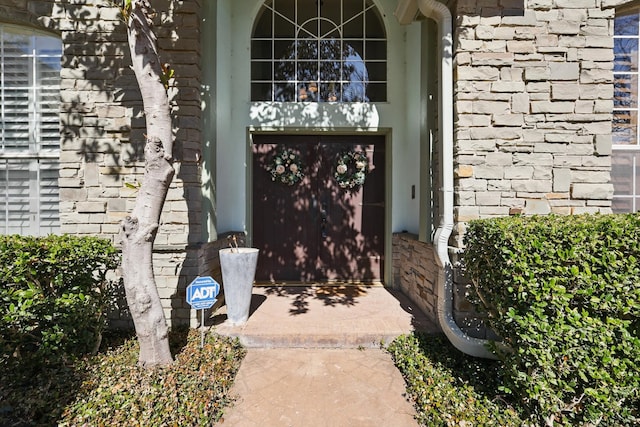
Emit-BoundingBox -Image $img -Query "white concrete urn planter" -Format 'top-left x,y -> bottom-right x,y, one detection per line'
219,247 -> 259,325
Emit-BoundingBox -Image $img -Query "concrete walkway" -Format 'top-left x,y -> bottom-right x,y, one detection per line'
213,285 -> 437,426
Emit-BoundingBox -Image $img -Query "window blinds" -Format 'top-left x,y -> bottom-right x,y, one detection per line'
0,25 -> 61,234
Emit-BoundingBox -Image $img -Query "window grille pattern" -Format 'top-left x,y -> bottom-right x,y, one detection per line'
251,0 -> 387,102
613,10 -> 640,212
0,25 -> 61,234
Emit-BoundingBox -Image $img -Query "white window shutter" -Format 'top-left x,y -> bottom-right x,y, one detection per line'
0,25 -> 62,235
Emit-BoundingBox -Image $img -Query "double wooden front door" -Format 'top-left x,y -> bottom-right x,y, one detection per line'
252,134 -> 385,283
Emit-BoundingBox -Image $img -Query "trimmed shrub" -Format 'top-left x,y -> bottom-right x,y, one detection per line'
462,214 -> 640,426
0,235 -> 119,366
388,333 -> 524,426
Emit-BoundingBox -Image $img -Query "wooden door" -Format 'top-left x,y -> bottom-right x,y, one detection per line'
252,134 -> 385,283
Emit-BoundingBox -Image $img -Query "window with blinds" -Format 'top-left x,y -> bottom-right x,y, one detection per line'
0,24 -> 61,235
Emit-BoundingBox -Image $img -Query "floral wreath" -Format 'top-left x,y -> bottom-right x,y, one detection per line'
334,150 -> 369,190
267,147 -> 304,186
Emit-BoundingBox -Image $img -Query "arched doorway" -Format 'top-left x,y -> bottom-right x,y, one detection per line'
249,0 -> 388,284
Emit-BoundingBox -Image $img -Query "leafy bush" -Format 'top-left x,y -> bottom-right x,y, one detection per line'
59,329 -> 246,426
0,329 -> 245,426
462,214 -> 640,426
0,235 -> 119,366
0,357 -> 84,426
388,333 -> 524,426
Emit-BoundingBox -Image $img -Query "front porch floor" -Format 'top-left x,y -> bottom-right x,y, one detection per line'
212,285 -> 439,348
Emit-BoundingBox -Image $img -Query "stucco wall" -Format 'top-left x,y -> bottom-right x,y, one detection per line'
215,0 -> 427,238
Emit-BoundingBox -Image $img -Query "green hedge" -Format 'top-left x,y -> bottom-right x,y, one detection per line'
388,333 -> 524,426
462,214 -> 640,426
0,235 -> 119,366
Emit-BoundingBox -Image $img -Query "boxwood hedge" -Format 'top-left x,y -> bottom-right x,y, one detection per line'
462,214 -> 640,426
0,235 -> 119,367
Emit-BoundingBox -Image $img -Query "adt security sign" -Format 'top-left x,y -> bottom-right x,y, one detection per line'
186,276 -> 220,310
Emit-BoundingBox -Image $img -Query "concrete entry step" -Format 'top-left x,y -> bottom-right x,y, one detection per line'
212,285 -> 438,348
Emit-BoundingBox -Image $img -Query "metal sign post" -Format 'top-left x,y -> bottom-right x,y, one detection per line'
200,308 -> 207,348
186,276 -> 221,348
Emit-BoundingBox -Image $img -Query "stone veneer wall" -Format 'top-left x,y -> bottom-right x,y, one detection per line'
392,233 -> 439,327
108,232 -> 247,329
1,0 -> 216,327
57,0 -> 207,328
451,0 -> 618,248
448,0 -> 621,337
393,232 -> 495,338
7,0 -> 637,333
55,0 -> 203,246
447,0 -> 627,338
396,0 -> 632,339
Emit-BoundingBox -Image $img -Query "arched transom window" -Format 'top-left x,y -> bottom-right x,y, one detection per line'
251,0 -> 387,102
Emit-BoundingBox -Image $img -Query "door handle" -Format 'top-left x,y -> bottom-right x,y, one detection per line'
310,194 -> 318,223
320,202 -> 327,238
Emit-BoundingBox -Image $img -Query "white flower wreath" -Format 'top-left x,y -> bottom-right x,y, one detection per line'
267,147 -> 304,186
334,150 -> 369,189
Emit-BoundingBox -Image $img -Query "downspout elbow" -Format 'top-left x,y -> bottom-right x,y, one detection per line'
433,216 -> 498,360
418,0 -> 499,360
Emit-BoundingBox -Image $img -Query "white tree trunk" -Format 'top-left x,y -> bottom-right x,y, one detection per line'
121,0 -> 174,367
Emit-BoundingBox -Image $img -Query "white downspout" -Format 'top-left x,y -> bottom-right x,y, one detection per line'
413,0 -> 497,359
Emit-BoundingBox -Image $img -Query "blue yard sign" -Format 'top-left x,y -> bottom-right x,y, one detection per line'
187,276 -> 221,348
186,276 -> 220,310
